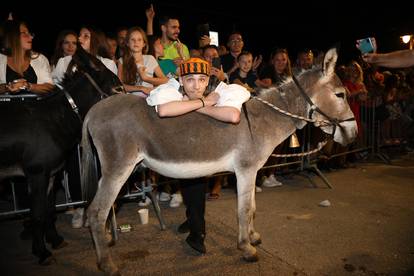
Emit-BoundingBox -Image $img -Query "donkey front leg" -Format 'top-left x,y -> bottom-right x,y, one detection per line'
235,169 -> 260,262
249,191 -> 261,247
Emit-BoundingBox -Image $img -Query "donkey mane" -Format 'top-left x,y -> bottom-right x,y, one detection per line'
254,67 -> 325,130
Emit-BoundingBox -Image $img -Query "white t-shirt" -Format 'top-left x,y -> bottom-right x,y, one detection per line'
52,55 -> 117,85
119,55 -> 159,88
146,78 -> 251,111
0,53 -> 53,84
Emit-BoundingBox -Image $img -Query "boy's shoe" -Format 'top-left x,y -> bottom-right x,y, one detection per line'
186,233 -> 206,254
178,220 -> 190,234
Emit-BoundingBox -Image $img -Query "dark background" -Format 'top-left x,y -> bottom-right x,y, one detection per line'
2,1 -> 413,66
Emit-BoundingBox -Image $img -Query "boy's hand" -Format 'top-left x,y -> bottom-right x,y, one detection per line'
204,92 -> 220,106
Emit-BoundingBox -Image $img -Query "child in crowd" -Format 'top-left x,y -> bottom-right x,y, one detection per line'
229,51 -> 265,92
118,26 -> 167,97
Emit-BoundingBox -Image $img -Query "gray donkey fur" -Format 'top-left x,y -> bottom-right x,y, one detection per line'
81,48 -> 357,274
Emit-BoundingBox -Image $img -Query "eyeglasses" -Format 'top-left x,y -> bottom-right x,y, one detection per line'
229,39 -> 243,44
21,32 -> 35,38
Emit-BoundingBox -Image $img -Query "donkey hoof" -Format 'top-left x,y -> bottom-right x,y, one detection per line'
98,266 -> 120,276
39,254 -> 56,265
243,252 -> 259,263
250,238 -> 262,246
52,240 -> 68,250
107,239 -> 116,247
97,259 -> 119,275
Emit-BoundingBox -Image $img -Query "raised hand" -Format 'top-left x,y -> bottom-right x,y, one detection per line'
253,54 -> 263,71
199,35 -> 211,48
145,4 -> 155,21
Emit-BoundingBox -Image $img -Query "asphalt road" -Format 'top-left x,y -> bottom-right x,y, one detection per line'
1,153 -> 413,275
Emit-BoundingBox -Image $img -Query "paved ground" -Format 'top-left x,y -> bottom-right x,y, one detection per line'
1,153 -> 414,275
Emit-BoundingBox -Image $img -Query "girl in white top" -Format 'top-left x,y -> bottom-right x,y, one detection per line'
52,26 -> 117,85
0,20 -> 53,94
118,26 -> 167,96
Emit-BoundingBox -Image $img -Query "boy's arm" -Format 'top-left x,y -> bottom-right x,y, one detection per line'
157,99 -> 205,117
196,105 -> 241,123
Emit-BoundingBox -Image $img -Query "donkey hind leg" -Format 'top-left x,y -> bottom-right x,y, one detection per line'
88,162 -> 137,275
236,169 -> 260,262
27,172 -> 54,265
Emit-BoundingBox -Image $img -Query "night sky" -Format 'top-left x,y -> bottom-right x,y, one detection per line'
2,1 -> 413,66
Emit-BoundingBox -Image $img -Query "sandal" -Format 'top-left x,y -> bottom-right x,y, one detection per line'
207,193 -> 220,200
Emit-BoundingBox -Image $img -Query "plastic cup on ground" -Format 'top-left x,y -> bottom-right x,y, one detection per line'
138,208 -> 149,224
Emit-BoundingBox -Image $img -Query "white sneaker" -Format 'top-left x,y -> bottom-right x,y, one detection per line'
72,208 -> 85,229
157,192 -> 171,202
255,186 -> 263,193
262,175 -> 283,188
138,197 -> 151,207
169,193 -> 183,208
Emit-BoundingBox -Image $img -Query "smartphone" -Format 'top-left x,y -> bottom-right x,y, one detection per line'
196,23 -> 210,39
209,31 -> 219,46
212,57 -> 221,69
357,37 -> 374,54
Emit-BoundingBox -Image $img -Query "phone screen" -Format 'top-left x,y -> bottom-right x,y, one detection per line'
358,38 -> 374,54
209,31 -> 219,46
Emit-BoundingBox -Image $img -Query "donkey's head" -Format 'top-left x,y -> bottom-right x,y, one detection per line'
60,46 -> 124,117
63,46 -> 124,96
299,48 -> 358,145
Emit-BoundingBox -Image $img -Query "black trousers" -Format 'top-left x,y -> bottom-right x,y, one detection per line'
180,178 -> 206,235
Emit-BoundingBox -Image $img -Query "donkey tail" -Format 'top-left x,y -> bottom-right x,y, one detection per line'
81,116 -> 99,205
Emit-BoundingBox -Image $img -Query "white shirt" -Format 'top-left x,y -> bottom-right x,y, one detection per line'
119,55 -> 160,88
52,55 -> 118,85
146,78 -> 251,111
0,53 -> 53,84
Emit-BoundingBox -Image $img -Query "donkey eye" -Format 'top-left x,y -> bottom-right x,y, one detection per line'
335,92 -> 345,99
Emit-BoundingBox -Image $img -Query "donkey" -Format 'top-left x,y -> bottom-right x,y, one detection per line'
81,48 -> 357,274
0,47 -> 122,264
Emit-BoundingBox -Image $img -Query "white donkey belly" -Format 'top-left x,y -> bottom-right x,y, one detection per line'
143,153 -> 235,179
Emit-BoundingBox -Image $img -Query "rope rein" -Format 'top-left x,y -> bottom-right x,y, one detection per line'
252,95 -> 331,126
271,140 -> 328,158
251,95 -> 332,158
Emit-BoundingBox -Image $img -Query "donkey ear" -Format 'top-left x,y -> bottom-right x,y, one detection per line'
72,46 -> 89,70
322,48 -> 338,77
72,46 -> 103,72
